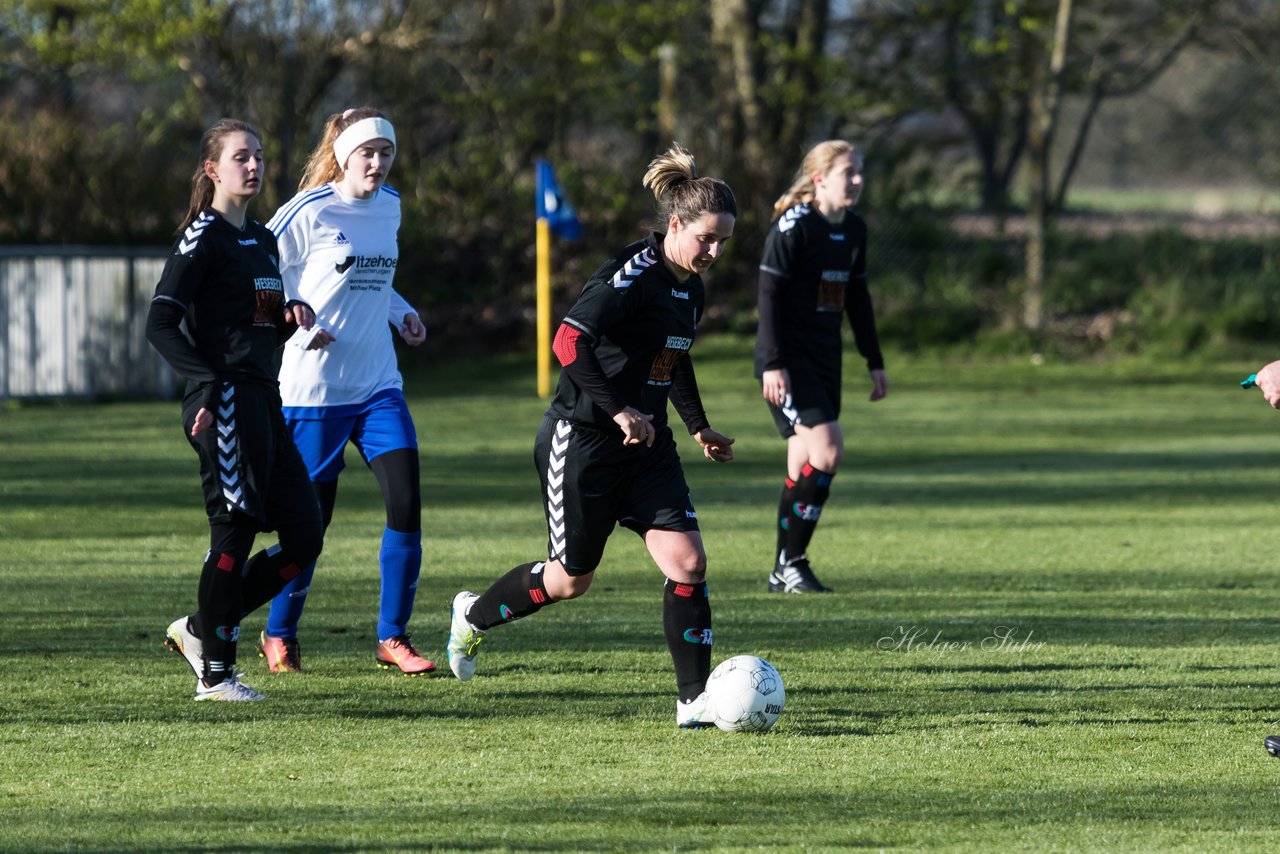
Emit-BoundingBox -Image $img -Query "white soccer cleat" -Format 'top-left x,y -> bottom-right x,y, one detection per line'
194,673 -> 267,702
677,692 -> 717,729
164,616 -> 204,678
446,591 -> 485,681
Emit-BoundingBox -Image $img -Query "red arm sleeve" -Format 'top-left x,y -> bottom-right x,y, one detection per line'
553,322 -> 626,417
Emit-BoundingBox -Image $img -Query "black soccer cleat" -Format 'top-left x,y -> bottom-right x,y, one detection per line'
768,555 -> 833,593
1266,735 -> 1280,759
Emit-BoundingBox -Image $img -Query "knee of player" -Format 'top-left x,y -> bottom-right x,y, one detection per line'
288,521 -> 325,567
816,445 -> 843,471
668,554 -> 707,584
383,497 -> 420,532
298,533 -> 324,567
545,564 -> 594,600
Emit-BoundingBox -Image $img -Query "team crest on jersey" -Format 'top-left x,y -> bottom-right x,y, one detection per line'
253,276 -> 284,326
817,270 -> 849,312
647,336 -> 692,387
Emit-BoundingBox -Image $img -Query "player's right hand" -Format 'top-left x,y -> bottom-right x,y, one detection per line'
190,407 -> 214,437
1256,360 -> 1280,408
614,407 -> 655,447
761,368 -> 790,407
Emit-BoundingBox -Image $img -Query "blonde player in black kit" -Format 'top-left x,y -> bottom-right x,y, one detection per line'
755,140 -> 888,594
146,119 -> 330,701
446,143 -> 737,728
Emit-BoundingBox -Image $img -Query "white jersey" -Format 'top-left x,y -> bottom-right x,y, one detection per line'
267,183 -> 416,409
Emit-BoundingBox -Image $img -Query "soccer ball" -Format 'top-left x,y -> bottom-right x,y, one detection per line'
705,654 -> 785,733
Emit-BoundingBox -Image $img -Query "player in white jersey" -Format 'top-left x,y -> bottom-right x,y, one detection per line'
261,107 -> 435,675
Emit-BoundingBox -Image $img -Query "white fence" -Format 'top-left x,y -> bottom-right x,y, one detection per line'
0,247 -> 178,399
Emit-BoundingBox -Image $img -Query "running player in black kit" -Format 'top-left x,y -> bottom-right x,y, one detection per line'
445,143 -> 737,728
146,119 -> 330,701
755,140 -> 888,594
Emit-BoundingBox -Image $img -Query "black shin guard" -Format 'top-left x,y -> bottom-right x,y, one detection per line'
240,544 -> 305,616
782,464 -> 834,561
663,579 -> 712,702
468,562 -> 552,631
775,477 -> 795,562
197,548 -> 245,682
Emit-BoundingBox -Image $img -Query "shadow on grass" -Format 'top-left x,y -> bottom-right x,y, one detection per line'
5,778 -> 1280,852
6,447 -> 1280,516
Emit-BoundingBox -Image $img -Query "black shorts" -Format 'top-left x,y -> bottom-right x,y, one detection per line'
182,381 -> 318,532
534,415 -> 698,576
763,362 -> 841,439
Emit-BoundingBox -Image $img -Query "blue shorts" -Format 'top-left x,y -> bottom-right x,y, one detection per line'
283,389 -> 417,482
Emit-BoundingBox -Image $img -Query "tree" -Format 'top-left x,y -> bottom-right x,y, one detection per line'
1023,0 -> 1073,332
709,0 -> 835,220
837,0 -> 1210,215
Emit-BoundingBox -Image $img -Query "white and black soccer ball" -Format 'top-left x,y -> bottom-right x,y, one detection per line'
705,654 -> 785,733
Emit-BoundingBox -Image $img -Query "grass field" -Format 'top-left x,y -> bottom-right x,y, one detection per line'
4,337 -> 1280,852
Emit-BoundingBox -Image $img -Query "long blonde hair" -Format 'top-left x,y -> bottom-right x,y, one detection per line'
296,106 -> 389,190
179,118 -> 261,231
772,140 -> 859,219
642,142 -> 737,226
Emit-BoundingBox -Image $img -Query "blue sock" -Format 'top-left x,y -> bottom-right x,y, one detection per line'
377,527 -> 422,641
266,560 -> 316,639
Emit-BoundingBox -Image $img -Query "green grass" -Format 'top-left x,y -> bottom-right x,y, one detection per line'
1056,185 -> 1280,217
4,338 -> 1280,852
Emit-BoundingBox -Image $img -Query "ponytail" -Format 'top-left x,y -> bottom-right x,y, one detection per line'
772,140 -> 857,220
642,142 -> 737,227
297,106 -> 388,191
179,118 -> 261,232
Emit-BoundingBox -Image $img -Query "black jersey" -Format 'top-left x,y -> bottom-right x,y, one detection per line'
754,203 -> 883,377
549,232 -> 708,434
147,210 -> 292,391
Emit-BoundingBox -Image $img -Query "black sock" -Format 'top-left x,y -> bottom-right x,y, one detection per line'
782,464 -> 835,563
240,543 -> 305,616
774,477 -> 796,565
469,562 -> 551,631
197,549 -> 244,683
663,579 -> 712,702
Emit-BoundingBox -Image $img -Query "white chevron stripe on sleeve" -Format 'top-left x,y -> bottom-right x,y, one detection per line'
609,246 -> 658,290
177,212 -> 214,255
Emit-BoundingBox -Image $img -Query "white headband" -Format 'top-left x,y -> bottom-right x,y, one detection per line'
333,117 -> 396,170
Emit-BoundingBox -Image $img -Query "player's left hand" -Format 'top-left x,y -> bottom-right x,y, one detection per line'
869,369 -> 889,402
399,313 -> 427,346
696,428 -> 735,462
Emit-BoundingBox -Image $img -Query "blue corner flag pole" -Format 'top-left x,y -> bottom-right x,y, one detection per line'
535,161 -> 581,398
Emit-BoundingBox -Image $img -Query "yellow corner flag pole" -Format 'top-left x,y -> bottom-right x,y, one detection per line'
536,216 -> 552,398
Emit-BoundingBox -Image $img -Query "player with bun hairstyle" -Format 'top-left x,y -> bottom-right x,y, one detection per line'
147,119 -> 328,701
260,107 -> 434,675
446,143 -> 737,727
755,140 -> 888,593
